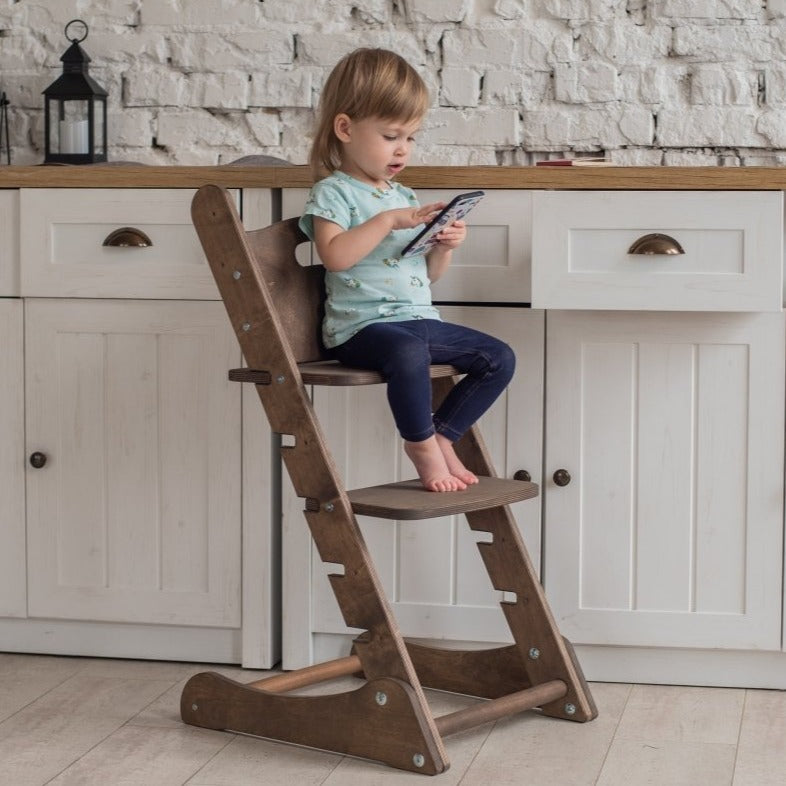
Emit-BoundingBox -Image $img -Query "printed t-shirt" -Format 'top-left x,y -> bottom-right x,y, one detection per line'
298,171 -> 441,348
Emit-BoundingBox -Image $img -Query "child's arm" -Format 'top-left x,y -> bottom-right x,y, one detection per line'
426,220 -> 467,283
313,202 -> 444,272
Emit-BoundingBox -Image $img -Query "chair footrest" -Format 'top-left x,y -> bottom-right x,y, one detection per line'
347,476 -> 539,520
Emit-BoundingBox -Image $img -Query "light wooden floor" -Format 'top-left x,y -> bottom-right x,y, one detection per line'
1,652 -> 785,785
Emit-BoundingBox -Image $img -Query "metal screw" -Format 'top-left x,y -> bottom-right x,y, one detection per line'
275,374 -> 285,384
191,703 -> 198,711
232,270 -> 241,280
528,647 -> 540,660
241,322 -> 251,332
412,753 -> 425,768
323,502 -> 334,512
564,702 -> 577,716
375,691 -> 387,706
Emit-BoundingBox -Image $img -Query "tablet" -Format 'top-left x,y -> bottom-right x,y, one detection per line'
401,190 -> 484,258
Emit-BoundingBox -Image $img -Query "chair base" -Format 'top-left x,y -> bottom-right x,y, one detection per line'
181,638 -> 595,775
182,670 -> 448,774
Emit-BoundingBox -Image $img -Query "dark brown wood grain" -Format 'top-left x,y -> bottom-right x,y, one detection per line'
396,641 -> 533,699
230,361 -> 460,387
181,672 -> 447,774
183,184 -> 597,773
433,376 -> 599,723
348,476 -> 538,520
189,184 -> 447,771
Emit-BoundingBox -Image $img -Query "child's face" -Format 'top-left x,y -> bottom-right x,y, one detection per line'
333,115 -> 421,188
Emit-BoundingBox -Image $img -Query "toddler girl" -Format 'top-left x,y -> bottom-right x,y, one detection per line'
299,47 -> 515,492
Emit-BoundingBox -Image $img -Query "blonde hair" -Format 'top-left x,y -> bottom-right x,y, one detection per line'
309,48 -> 429,177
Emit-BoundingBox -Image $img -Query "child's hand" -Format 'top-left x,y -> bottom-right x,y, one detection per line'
387,201 -> 445,230
434,219 -> 467,250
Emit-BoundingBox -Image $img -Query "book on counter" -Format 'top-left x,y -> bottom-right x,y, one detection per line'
535,157 -> 615,167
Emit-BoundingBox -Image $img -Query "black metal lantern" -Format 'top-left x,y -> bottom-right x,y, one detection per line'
43,20 -> 108,164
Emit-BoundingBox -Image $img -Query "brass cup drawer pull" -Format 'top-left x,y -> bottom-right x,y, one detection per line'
627,233 -> 684,255
102,226 -> 153,247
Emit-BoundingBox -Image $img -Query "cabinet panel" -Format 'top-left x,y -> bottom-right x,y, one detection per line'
532,191 -> 783,312
0,190 -> 19,296
283,307 -> 544,667
544,310 -> 784,650
25,299 -> 242,627
0,299 -> 25,617
240,381 -> 281,669
282,188 -> 532,302
20,188 -> 246,299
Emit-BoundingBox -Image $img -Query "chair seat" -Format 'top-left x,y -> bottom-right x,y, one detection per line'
230,361 -> 460,386
346,476 -> 539,520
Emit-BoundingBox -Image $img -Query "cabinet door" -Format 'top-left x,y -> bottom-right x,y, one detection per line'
544,311 -> 784,650
25,299 -> 242,628
0,299 -> 25,617
283,307 -> 544,668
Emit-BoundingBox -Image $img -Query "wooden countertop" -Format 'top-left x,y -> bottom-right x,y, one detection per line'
4,164 -> 786,189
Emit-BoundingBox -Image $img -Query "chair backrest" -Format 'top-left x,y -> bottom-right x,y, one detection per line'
192,184 -> 328,365
245,218 -> 328,364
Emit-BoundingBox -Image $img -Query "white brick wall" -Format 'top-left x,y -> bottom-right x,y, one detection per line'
3,0 -> 786,166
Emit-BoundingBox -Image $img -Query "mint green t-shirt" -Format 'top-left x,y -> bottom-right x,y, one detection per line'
298,171 -> 441,348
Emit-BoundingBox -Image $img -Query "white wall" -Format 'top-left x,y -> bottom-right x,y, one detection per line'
2,0 -> 786,166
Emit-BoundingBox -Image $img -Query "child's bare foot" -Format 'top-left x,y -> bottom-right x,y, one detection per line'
404,437 -> 467,492
435,433 -> 479,485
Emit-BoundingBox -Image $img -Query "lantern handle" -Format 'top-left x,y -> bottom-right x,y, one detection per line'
65,19 -> 88,44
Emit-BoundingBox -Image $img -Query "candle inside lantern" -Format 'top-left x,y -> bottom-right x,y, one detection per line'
59,119 -> 89,154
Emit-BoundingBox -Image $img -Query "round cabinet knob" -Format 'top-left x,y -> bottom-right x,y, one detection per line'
552,468 -> 571,487
29,451 -> 48,469
513,470 -> 532,482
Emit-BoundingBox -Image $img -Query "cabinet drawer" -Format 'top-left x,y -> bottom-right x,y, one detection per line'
532,191 -> 783,311
20,188 -> 253,299
0,190 -> 19,296
283,188 -> 531,303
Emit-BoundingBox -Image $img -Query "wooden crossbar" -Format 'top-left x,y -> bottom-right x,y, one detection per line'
435,679 -> 567,737
247,655 -> 362,693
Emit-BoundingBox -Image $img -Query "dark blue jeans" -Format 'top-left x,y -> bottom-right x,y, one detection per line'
333,319 -> 515,443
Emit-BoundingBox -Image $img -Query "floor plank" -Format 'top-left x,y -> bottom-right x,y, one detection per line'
0,655 -> 784,786
0,674 -> 172,786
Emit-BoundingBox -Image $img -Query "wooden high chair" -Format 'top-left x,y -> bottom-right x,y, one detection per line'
181,184 -> 597,775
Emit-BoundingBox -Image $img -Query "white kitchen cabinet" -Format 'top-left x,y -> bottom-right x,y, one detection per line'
0,298 -> 25,618
25,298 -> 242,629
543,310 -> 785,652
282,306 -> 544,668
3,175 -> 786,685
0,186 -> 280,666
